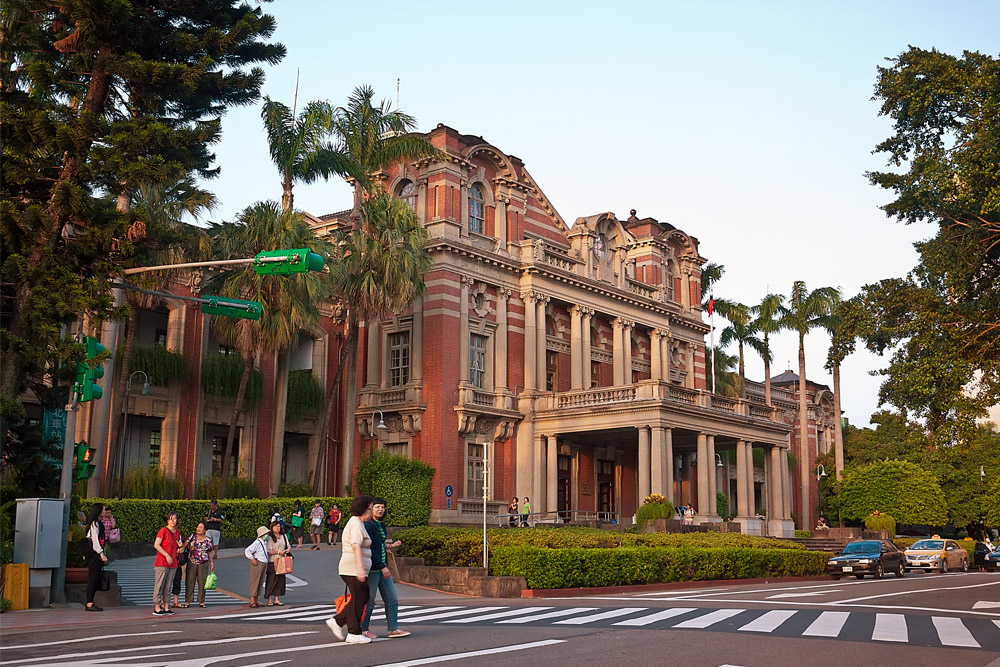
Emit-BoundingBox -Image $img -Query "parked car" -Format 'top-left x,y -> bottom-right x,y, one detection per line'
984,544 -> 1000,572
827,540 -> 905,580
904,538 -> 969,573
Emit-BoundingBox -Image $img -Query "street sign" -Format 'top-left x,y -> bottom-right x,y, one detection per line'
43,408 -> 67,444
445,485 -> 453,497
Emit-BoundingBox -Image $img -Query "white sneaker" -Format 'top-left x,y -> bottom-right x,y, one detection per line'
325,618 -> 347,641
345,633 -> 372,644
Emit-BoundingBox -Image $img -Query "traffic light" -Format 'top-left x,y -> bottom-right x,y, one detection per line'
72,441 -> 96,482
253,248 -> 325,275
74,336 -> 107,402
201,296 -> 263,320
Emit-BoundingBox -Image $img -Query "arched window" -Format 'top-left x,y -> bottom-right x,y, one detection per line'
395,179 -> 416,210
468,184 -> 485,234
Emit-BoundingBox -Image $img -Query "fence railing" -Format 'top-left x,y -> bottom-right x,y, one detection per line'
492,509 -> 621,528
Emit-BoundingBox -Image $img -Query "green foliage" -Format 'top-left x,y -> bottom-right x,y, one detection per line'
195,476 -> 260,500
636,497 -> 675,530
0,420 -> 60,507
276,482 -> 313,498
90,498 -> 353,543
117,466 -> 186,500
285,370 -> 324,424
863,511 -> 896,534
201,354 -> 263,404
0,598 -> 12,613
65,522 -> 88,567
394,526 -> 809,567
841,459 -> 948,525
116,344 -> 186,386
984,476 -> 1000,527
490,546 -> 828,589
0,500 -> 15,565
716,492 -> 729,521
794,530 -> 812,539
355,451 -> 435,526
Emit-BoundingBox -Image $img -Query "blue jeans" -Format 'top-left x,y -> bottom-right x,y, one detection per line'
360,569 -> 399,632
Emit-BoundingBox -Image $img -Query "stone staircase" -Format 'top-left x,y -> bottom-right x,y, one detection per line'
789,537 -> 847,553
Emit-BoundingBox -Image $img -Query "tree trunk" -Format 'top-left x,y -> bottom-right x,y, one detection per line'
219,352 -> 255,499
281,173 -> 293,213
763,334 -> 772,407
833,363 -> 844,480
268,348 -> 291,496
341,321 -> 360,494
797,335 -> 809,530
106,304 -> 138,497
738,343 -> 746,399
314,322 -> 356,495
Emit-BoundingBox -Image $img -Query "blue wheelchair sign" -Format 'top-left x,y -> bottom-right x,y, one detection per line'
445,485 -> 453,497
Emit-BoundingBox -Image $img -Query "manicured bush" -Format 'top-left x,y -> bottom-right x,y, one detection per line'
841,459 -> 947,525
355,451 -> 434,527
795,530 -> 811,539
489,545 -> 828,589
636,494 -> 675,530
864,511 -> 896,534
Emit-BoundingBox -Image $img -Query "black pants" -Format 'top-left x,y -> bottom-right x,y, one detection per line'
334,574 -> 370,635
172,563 -> 183,596
85,559 -> 103,604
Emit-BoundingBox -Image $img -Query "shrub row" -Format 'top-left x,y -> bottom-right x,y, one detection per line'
394,526 -> 809,567
489,546 -> 829,589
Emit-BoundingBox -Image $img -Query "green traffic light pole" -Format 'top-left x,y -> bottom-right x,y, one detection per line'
122,248 -> 324,276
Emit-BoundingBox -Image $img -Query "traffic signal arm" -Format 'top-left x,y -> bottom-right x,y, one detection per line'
253,248 -> 324,275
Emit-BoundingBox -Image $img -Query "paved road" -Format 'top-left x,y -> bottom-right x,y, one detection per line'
3,561 -> 997,666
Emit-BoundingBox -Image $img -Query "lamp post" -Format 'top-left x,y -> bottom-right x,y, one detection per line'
816,464 -> 828,481
368,410 -> 387,493
117,370 -> 152,499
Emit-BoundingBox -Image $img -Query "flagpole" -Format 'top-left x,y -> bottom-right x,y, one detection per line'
709,290 -> 716,395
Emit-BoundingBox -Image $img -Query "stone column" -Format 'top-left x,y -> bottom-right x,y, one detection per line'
769,444 -> 783,521
622,320 -> 633,384
650,329 -> 662,382
459,277 -> 472,384
696,433 -> 709,515
661,330 -> 671,381
523,291 -> 538,390
735,439 -> 749,518
781,445 -> 792,520
582,309 -> 593,387
495,194 -> 508,250
638,426 -> 651,502
416,178 -> 428,223
533,434 -> 545,513
743,441 -> 756,517
612,318 -> 625,385
685,342 -> 696,389
664,428 -> 674,505
365,319 -> 380,387
707,434 -> 717,517
459,179 -> 469,234
495,289 -> 509,390
680,265 -> 691,310
412,296 -> 424,382
536,296 -> 548,390
650,426 -> 664,496
547,434 -> 558,515
569,306 -> 583,390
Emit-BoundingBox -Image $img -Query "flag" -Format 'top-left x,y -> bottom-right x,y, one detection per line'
708,296 -> 714,316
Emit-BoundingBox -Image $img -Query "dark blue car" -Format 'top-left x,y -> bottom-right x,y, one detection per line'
826,540 -> 905,580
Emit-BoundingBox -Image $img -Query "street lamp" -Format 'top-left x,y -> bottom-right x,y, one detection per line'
117,370 -> 152,498
368,410 -> 388,493
816,464 -> 828,482
715,453 -> 724,468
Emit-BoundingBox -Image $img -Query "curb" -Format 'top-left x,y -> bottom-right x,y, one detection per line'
520,575 -> 827,598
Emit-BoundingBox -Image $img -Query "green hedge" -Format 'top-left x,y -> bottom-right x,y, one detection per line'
355,452 -> 434,526
490,546 -> 828,588
394,526 -> 809,567
92,498 -> 352,543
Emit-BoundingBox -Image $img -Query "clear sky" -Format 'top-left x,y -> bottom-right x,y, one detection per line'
201,1 -> 999,428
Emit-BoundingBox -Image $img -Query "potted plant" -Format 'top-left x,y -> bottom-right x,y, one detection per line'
636,494 -> 676,533
864,510 -> 896,539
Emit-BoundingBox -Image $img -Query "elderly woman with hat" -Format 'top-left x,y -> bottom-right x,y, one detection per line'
243,526 -> 270,608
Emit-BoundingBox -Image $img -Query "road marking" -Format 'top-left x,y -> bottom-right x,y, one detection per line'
0,631 -> 319,666
932,616 -> 980,648
285,574 -> 308,587
613,607 -> 696,627
246,607 -> 342,621
975,601 -> 1000,609
443,607 -> 554,623
832,579 -> 1000,605
371,640 -> 567,666
397,605 -> 461,617
871,613 -> 907,642
672,608 -> 745,629
211,603 -> 334,619
767,591 -> 839,599
496,607 -> 598,624
802,611 -> 850,637
553,607 -> 646,625
737,609 -> 797,633
398,606 -> 507,623
1,631 -> 182,650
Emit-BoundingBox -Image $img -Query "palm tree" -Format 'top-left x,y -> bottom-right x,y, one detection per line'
781,280 -> 841,529
751,293 -> 787,406
718,302 -> 767,398
706,346 -> 741,398
105,178 -> 214,495
824,296 -> 860,481
260,96 -> 358,213
316,190 -> 431,493
204,201 -> 333,497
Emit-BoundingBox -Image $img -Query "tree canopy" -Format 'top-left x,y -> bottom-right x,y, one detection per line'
840,458 -> 948,526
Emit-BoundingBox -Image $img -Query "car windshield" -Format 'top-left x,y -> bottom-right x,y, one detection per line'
842,541 -> 879,554
910,540 -> 944,550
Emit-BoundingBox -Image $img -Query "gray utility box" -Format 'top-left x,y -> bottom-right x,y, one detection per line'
14,498 -> 66,568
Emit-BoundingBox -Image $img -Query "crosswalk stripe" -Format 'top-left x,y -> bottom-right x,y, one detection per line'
246,607 -> 339,621
553,607 -> 646,625
444,607 -> 555,624
932,616 -> 980,648
397,606 -> 460,617
496,607 -> 598,624
871,613 -> 908,642
737,609 -> 797,633
802,611 -> 850,637
398,607 -> 508,623
614,608 -> 696,627
672,608 -> 745,629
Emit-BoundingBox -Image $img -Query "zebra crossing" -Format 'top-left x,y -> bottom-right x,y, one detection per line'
206,602 -> 1000,650
108,562 -> 243,607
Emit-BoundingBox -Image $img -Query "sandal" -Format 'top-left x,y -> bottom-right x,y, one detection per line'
266,602 -> 274,607
178,604 -> 190,608
199,603 -> 206,608
273,601 -> 284,606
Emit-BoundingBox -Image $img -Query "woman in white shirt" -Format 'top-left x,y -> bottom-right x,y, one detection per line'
326,495 -> 374,644
243,526 -> 270,608
83,503 -> 109,611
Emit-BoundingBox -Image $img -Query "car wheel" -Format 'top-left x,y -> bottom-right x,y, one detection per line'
874,563 -> 884,579
855,574 -> 865,579
830,574 -> 841,580
941,560 -> 948,574
961,558 -> 969,573
895,562 -> 905,578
